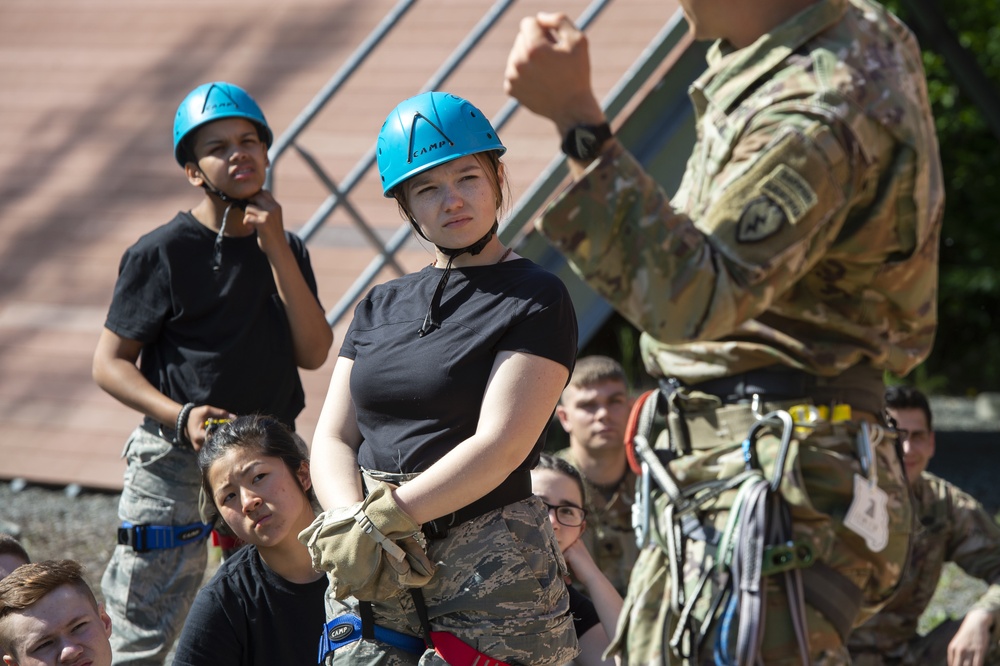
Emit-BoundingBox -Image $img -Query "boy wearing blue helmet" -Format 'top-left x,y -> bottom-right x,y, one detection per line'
93,82 -> 332,664
303,91 -> 579,665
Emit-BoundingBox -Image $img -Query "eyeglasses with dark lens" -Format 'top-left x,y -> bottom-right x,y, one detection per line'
542,501 -> 586,527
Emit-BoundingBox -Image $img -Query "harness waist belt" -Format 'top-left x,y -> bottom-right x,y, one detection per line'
117,521 -> 213,552
318,614 -> 424,661
685,366 -> 818,401
423,469 -> 532,539
680,362 -> 884,414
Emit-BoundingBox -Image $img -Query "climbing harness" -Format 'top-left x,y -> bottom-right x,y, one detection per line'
116,520 -> 213,552
624,381 -> 879,665
318,608 -> 425,662
316,591 -> 515,665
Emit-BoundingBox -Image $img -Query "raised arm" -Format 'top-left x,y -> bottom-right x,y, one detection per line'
245,189 -> 333,370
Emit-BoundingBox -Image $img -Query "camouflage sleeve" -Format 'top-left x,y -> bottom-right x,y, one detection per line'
536,112 -> 879,345
945,483 -> 1000,624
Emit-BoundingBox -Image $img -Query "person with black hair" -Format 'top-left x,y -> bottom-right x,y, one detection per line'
849,386 -> 1000,666
93,81 -> 332,664
173,415 -> 326,666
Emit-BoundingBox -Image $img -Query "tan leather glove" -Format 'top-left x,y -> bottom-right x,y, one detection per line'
299,481 -> 436,601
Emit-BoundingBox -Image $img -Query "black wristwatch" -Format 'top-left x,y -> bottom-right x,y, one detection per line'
561,122 -> 613,161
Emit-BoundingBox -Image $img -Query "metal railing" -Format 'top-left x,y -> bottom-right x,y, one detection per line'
265,0 -> 701,336
265,0 -> 620,328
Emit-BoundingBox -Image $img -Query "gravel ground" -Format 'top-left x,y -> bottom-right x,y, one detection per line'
0,480 -> 121,602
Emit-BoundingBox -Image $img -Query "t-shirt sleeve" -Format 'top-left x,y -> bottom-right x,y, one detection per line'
172,585 -> 243,666
104,243 -> 172,343
287,231 -> 322,302
338,294 -> 371,361
497,272 -> 578,373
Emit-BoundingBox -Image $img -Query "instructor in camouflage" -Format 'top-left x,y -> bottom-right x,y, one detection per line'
849,386 -> 1000,666
506,0 -> 943,663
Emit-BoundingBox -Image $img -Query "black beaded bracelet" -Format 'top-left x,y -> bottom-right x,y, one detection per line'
174,402 -> 196,447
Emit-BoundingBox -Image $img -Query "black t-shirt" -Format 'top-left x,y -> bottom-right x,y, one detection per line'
568,585 -> 600,638
173,545 -> 328,666
341,258 -> 578,473
105,212 -> 321,427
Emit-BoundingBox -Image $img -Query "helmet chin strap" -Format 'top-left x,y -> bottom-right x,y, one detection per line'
198,173 -> 258,272
418,220 -> 498,337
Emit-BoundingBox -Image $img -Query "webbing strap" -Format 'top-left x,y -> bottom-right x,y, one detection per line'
409,588 -> 435,648
317,612 -> 425,662
407,588 -> 513,666
116,521 -> 212,552
634,394 -> 837,664
359,602 -> 375,641
801,562 -> 863,642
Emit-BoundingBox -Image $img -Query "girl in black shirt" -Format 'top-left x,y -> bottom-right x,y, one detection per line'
305,91 -> 579,665
174,415 -> 326,666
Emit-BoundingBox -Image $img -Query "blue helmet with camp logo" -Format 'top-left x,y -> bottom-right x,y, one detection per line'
173,82 -> 273,166
376,91 -> 506,197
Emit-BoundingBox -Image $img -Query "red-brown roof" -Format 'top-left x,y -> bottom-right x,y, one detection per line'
0,0 -> 681,489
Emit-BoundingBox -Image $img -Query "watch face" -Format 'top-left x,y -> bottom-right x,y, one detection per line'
563,123 -> 611,160
572,129 -> 599,158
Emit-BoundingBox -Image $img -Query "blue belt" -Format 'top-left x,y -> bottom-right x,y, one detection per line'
318,614 -> 424,662
117,521 -> 214,552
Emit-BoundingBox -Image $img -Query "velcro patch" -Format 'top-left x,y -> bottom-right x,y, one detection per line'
736,164 -> 818,243
737,196 -> 787,242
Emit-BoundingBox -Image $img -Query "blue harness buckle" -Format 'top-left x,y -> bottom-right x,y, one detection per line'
116,521 -> 213,552
318,614 -> 424,662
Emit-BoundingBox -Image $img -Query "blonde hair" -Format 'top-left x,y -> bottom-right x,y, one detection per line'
392,150 -> 510,228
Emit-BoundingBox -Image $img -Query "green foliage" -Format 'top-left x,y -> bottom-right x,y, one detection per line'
579,312 -> 655,392
592,1 -> 1000,396
885,0 -> 1000,393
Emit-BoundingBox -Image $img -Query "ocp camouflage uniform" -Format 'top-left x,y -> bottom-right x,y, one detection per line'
554,447 -> 639,596
536,0 -> 944,662
849,472 -> 1000,666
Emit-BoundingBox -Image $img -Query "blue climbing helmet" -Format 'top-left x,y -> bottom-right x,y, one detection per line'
173,82 -> 273,167
376,91 -> 506,197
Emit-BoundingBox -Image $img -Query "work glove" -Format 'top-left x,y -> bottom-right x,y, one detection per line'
299,481 -> 436,601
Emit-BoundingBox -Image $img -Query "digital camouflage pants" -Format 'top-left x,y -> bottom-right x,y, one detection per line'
101,426 -> 207,665
325,492 -> 578,666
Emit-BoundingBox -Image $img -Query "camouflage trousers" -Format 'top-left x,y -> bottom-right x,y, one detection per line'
101,426 -> 207,665
614,413 -> 913,665
851,618 -> 1000,666
326,474 -> 578,666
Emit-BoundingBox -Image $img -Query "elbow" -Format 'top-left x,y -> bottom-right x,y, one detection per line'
92,355 -> 111,392
295,324 -> 334,370
297,354 -> 325,371
297,340 -> 332,370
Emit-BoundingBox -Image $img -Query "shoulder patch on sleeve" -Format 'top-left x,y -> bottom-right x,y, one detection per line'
737,164 -> 818,243
737,196 -> 787,242
763,164 -> 818,224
